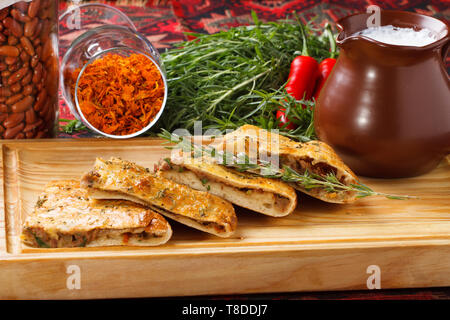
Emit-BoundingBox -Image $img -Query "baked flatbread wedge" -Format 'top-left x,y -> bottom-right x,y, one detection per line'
21,180 -> 172,248
156,153 -> 297,217
81,158 -> 237,237
215,125 -> 358,203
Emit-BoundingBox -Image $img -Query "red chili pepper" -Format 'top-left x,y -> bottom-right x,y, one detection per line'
285,55 -> 320,100
277,22 -> 319,129
276,108 -> 297,130
313,24 -> 337,101
313,57 -> 336,100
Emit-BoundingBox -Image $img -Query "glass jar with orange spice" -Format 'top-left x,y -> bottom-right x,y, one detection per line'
0,0 -> 59,139
61,24 -> 167,139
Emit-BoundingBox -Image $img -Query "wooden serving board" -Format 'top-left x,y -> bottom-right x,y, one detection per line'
0,138 -> 449,299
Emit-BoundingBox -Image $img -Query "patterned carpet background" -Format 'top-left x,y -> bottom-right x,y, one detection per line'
53,1 -> 450,300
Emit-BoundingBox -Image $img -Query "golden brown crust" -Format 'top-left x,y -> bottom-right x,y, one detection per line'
157,153 -> 297,217
216,125 -> 358,203
81,158 -> 237,237
21,180 -> 172,248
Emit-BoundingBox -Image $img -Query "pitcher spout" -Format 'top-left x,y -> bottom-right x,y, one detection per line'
336,10 -> 449,53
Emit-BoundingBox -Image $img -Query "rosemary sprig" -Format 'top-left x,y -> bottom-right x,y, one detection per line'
59,118 -> 87,134
158,129 -> 417,200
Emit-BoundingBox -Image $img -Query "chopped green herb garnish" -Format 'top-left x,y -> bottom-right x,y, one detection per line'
32,233 -> 50,248
35,196 -> 47,208
163,158 -> 173,169
79,236 -> 87,247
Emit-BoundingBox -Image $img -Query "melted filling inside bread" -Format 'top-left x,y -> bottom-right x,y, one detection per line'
22,226 -> 162,248
87,188 -> 228,235
161,166 -> 292,215
281,155 -> 348,185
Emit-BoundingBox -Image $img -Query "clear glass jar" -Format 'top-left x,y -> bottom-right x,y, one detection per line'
60,5 -> 167,139
0,0 -> 59,139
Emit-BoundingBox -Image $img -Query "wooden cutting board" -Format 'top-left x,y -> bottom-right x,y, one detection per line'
0,138 -> 449,299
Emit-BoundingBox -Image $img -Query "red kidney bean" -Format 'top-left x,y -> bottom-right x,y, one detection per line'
32,20 -> 42,39
32,37 -> 40,47
5,93 -> 23,105
8,66 -> 28,85
21,71 -> 32,85
25,107 -> 36,124
35,130 -> 46,138
40,19 -> 50,37
5,56 -> 17,65
4,122 -> 24,139
0,87 -> 11,96
20,36 -> 35,56
39,98 -> 50,117
0,113 -> 7,122
4,112 -> 24,128
13,2 -> 29,13
0,45 -> 19,57
3,17 -> 23,38
33,92 -> 46,112
0,103 -> 8,113
28,0 -> 41,19
24,17 -> 38,38
30,54 -> 38,68
8,62 -> 20,72
23,84 -> 33,96
32,62 -> 42,84
24,119 -> 42,132
10,9 -> 31,23
34,45 -> 42,59
7,35 -> 18,46
10,82 -> 21,93
44,106 -> 53,123
20,50 -> 29,62
41,37 -> 52,60
11,95 -> 34,113
0,9 -> 9,21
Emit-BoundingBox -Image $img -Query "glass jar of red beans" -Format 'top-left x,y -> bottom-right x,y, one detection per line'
0,0 -> 58,139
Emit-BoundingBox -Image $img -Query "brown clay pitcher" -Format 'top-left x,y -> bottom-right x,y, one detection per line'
315,10 -> 450,178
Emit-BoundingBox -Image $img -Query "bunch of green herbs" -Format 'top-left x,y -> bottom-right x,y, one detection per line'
157,12 -> 333,141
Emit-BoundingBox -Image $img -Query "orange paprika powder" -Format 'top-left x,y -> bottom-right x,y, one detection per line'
71,53 -> 165,136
